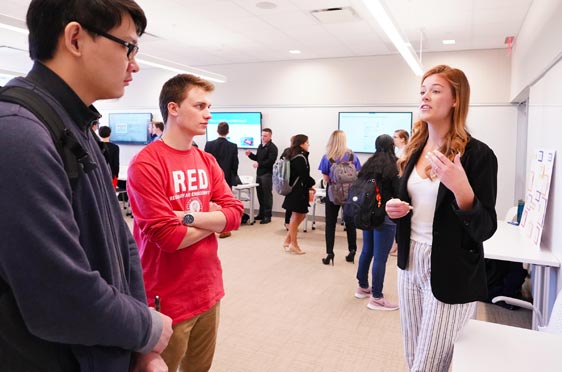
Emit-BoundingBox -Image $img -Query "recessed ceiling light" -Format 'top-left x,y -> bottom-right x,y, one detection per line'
256,1 -> 277,9
289,49 -> 301,54
442,39 -> 456,45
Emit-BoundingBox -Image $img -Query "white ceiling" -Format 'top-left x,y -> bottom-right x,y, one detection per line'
0,0 -> 533,78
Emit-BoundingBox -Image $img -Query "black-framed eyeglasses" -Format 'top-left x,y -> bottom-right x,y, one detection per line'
81,24 -> 139,60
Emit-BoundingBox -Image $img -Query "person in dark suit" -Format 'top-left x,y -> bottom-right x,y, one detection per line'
98,126 -> 120,188
204,122 -> 239,188
205,122 -> 239,238
386,65 -> 497,372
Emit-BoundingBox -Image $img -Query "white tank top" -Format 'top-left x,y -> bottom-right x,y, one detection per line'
407,167 -> 440,244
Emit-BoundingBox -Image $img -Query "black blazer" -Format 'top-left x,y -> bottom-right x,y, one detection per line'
204,137 -> 239,187
282,151 -> 316,213
395,137 -> 498,304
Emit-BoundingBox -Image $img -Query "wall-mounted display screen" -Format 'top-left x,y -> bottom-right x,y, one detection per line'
206,112 -> 262,149
108,112 -> 152,144
338,112 -> 413,153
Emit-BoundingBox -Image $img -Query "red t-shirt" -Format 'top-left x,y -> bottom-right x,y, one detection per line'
127,141 -> 244,324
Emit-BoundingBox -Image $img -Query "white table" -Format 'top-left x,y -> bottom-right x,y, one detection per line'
232,183 -> 259,225
304,188 -> 326,232
452,319 -> 562,371
483,222 -> 560,329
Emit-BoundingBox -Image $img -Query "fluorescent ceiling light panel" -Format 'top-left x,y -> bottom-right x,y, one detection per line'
442,39 -> 456,45
136,54 -> 227,83
289,49 -> 301,54
361,0 -> 423,76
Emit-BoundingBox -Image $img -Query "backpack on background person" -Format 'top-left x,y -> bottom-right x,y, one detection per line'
327,152 -> 358,205
272,154 -> 305,196
343,177 -> 385,230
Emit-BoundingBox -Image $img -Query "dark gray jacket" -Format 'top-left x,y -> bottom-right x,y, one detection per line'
0,62 -> 160,371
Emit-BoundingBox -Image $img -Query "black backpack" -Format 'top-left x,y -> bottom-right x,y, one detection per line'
343,177 -> 386,230
0,85 -> 98,191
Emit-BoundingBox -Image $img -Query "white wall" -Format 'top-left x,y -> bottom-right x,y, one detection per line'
507,0 -> 562,306
510,0 -> 562,102
527,60 -> 562,294
96,48 -> 516,218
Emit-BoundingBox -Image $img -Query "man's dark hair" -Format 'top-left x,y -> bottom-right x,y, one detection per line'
262,128 -> 272,134
159,74 -> 214,123
99,126 -> 111,139
217,122 -> 229,136
27,0 -> 147,61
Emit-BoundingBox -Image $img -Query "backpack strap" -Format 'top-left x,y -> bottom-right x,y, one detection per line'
292,153 -> 307,165
0,85 -> 97,191
289,153 -> 307,187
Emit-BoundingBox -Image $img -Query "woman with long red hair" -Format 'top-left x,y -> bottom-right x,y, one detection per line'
386,65 -> 498,371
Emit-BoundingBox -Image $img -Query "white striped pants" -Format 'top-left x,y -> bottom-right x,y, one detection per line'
397,240 -> 476,372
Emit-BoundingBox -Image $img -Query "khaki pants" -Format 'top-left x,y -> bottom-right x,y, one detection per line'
161,302 -> 220,372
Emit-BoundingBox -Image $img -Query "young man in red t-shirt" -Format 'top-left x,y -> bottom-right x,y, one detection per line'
127,74 -> 244,372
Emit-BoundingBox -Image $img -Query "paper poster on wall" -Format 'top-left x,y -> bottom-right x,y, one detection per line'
519,149 -> 556,248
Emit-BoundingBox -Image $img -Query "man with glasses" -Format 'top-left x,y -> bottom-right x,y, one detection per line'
0,1 -> 172,372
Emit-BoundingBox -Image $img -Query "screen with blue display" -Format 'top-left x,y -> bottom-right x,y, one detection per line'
206,112 -> 262,149
108,112 -> 152,144
339,112 -> 412,153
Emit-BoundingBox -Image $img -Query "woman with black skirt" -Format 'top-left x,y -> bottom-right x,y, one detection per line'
282,134 -> 316,255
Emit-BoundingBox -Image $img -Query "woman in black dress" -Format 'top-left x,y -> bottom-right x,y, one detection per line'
282,134 -> 316,255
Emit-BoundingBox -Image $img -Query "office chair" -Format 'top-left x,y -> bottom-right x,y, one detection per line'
493,290 -> 562,334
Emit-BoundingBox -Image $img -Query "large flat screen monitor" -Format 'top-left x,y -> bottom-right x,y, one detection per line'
206,112 -> 262,149
338,112 -> 413,153
108,112 -> 152,144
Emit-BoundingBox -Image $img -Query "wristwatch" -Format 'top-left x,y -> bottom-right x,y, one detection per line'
182,212 -> 195,226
